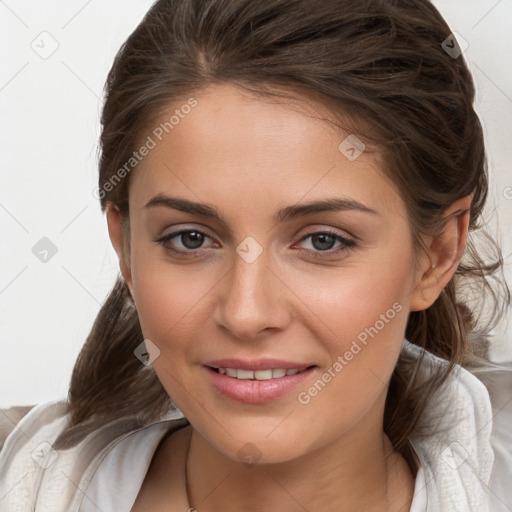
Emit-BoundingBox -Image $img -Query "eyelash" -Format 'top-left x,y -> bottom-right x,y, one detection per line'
155,229 -> 356,259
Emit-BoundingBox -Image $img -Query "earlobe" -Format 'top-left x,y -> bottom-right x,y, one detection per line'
105,203 -> 134,295
410,196 -> 471,312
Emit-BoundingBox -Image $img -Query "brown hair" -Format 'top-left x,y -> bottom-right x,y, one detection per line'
55,0 -> 510,471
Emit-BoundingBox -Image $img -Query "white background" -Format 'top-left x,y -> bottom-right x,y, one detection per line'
1,0 -> 511,408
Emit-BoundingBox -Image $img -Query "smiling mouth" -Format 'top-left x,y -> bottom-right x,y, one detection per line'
208,366 -> 315,380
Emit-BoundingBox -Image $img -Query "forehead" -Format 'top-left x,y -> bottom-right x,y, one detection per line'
129,83 -> 404,220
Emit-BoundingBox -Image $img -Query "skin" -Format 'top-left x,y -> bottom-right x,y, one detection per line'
106,83 -> 470,511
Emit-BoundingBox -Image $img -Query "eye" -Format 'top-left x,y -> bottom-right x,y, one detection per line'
294,230 -> 356,257
155,229 -> 218,256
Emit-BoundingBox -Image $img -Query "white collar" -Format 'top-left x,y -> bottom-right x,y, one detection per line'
402,340 -> 495,511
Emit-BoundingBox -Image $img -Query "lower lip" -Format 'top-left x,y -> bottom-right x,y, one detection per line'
204,366 -> 317,404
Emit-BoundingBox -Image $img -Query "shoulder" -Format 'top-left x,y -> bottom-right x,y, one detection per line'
0,404 -> 37,451
402,340 -> 511,510
0,399 -> 188,511
473,367 -> 512,511
0,399 -> 71,510
0,399 -> 69,455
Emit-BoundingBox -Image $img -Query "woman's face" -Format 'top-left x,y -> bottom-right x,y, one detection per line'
118,83 -> 426,463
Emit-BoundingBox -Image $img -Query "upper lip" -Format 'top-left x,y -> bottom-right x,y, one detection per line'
204,358 -> 314,371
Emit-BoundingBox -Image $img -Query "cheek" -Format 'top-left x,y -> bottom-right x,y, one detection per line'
289,277 -> 410,449
130,259 -> 217,408
285,256 -> 413,402
287,257 -> 412,344
129,248 -> 218,353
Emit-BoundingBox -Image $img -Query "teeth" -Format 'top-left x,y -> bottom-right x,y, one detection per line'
236,369 -> 254,380
216,367 -> 305,380
255,370 -> 273,380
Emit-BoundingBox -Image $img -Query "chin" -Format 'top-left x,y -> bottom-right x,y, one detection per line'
198,419 -> 315,466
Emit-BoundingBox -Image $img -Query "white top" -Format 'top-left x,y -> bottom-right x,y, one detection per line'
1,340 -> 511,511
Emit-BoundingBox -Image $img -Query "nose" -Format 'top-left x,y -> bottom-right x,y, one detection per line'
214,249 -> 291,341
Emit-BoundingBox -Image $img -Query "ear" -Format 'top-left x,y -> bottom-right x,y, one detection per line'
410,196 -> 471,312
105,202 -> 134,297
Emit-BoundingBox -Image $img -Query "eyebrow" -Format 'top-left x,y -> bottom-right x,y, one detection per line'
144,194 -> 378,223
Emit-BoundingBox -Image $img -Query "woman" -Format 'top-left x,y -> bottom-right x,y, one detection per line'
1,0 -> 511,510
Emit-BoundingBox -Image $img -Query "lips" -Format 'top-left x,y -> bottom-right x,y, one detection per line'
203,359 -> 318,403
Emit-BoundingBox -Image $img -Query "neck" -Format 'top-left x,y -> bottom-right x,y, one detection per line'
185,421 -> 414,512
